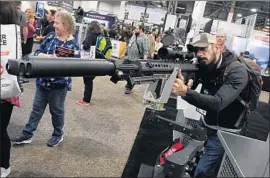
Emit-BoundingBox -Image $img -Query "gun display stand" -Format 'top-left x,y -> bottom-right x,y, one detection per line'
121,80 -> 206,178
121,97 -> 178,178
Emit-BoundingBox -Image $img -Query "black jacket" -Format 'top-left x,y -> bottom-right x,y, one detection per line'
184,49 -> 249,129
83,32 -> 102,51
42,21 -> 55,37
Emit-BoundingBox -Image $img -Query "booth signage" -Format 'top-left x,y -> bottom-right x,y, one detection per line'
47,1 -> 58,7
85,13 -> 107,20
47,0 -> 73,12
84,12 -> 116,29
176,3 -> 187,14
61,0 -> 73,12
254,35 -> 269,43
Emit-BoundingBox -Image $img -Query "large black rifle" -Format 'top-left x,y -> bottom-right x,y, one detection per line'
7,57 -> 198,85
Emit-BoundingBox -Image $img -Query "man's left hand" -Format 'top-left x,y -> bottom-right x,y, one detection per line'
171,71 -> 193,96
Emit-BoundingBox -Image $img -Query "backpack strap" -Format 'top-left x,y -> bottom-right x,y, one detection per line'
96,34 -> 102,51
135,36 -> 142,56
223,60 -> 242,80
223,60 -> 249,108
223,60 -> 249,128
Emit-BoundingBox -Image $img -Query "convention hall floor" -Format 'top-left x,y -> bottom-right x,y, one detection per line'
7,77 -> 269,177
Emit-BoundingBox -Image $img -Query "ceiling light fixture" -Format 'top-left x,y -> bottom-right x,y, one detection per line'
237,14 -> 242,17
251,8 -> 257,12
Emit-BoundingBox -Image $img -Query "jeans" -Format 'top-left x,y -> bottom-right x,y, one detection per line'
23,86 -> 67,138
194,128 -> 225,178
123,59 -> 135,90
83,76 -> 95,103
0,102 -> 13,168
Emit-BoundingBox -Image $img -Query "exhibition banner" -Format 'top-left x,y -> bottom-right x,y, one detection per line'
246,32 -> 270,71
84,12 -> 116,29
191,1 -> 207,36
185,1 -> 206,46
36,2 -> 45,17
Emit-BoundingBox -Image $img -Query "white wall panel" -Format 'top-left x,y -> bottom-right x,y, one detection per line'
99,2 -> 113,12
146,7 -> 166,25
125,5 -> 145,21
81,1 -> 99,11
22,1 -> 37,11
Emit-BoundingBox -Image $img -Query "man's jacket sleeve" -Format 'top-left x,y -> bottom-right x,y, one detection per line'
183,66 -> 249,113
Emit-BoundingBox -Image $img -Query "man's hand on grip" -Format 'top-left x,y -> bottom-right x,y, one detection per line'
171,71 -> 193,96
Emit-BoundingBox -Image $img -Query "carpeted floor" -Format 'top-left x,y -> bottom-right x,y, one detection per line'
244,101 -> 269,141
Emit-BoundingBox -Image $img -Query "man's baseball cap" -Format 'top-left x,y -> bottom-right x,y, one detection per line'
187,33 -> 217,52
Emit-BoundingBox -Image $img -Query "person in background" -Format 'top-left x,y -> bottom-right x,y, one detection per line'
15,1 -> 28,57
240,52 -> 244,57
36,9 -> 56,41
75,6 -> 84,23
121,25 -> 149,94
23,8 -> 36,56
75,21 -> 102,106
148,28 -> 158,59
244,51 -> 250,58
109,24 -> 117,39
0,2 -> 21,177
154,35 -> 163,59
100,23 -> 109,37
118,27 -> 128,42
216,30 -> 227,53
11,12 -> 80,147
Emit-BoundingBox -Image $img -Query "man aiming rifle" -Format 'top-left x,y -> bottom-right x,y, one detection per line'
171,33 -> 259,177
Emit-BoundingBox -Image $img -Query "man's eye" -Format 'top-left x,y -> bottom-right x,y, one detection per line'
198,48 -> 206,51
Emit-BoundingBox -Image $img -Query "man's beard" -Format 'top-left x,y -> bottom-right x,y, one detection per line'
198,54 -> 219,75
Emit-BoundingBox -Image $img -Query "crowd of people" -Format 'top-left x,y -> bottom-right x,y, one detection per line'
0,1 -> 265,178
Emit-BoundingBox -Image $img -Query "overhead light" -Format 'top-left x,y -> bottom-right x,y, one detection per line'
251,8 -> 257,12
237,14 -> 242,17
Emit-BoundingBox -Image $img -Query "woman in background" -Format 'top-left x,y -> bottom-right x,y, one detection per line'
0,2 -> 20,177
12,12 -> 80,147
23,8 -> 36,56
154,35 -> 163,59
75,21 -> 102,106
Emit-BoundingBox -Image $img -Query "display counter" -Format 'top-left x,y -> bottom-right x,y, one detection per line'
217,131 -> 269,177
111,40 -> 127,58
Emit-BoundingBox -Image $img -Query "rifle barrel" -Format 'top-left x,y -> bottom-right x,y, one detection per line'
7,57 -> 198,78
7,57 -> 116,77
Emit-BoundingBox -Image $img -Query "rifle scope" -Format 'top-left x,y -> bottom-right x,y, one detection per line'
158,47 -> 194,61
